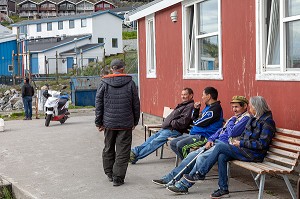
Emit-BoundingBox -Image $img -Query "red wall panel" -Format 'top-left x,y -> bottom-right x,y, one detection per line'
138,1 -> 300,130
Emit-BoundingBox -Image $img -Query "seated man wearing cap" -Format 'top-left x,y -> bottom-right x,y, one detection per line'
152,96 -> 250,188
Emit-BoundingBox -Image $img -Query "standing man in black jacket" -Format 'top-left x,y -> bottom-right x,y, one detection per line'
95,59 -> 140,187
129,88 -> 195,164
21,77 -> 34,120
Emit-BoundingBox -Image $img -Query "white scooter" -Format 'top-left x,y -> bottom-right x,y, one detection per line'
43,86 -> 70,127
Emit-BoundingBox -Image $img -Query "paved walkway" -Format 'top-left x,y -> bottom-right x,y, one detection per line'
0,112 -> 294,199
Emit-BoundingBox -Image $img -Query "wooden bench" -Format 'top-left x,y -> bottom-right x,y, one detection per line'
228,128 -> 300,199
142,106 -> 173,141
142,107 -> 174,159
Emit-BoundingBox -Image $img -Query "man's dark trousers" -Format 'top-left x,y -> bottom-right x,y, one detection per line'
102,129 -> 132,180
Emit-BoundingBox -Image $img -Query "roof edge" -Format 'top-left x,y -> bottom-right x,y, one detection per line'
129,0 -> 182,21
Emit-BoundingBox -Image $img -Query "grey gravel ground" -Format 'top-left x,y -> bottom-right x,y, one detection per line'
0,109 -> 295,199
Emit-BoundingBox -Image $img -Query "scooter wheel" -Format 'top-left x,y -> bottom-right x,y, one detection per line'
45,114 -> 52,127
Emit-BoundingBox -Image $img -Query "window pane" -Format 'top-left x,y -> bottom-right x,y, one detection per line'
266,0 -> 280,65
286,0 -> 300,17
98,38 -> 104,43
286,20 -> 300,69
37,24 -> 41,32
58,21 -> 63,30
112,38 -> 118,48
69,20 -> 74,28
197,36 -> 219,71
197,0 -> 218,35
149,20 -> 154,70
47,23 -> 52,31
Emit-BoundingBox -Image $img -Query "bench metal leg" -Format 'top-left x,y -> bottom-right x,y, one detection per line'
227,162 -> 231,187
252,172 -> 261,189
175,155 -> 179,167
258,174 -> 265,199
160,144 -> 164,159
281,174 -> 296,199
144,126 -> 147,141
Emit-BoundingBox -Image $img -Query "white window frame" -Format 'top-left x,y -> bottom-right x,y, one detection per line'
145,14 -> 156,78
81,18 -> 87,27
182,0 -> 222,80
256,0 -> 300,81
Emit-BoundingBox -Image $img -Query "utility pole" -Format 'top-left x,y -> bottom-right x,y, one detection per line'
55,51 -> 58,84
12,50 -> 15,85
80,49 -> 83,75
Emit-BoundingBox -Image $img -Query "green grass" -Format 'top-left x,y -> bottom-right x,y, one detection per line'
122,31 -> 137,40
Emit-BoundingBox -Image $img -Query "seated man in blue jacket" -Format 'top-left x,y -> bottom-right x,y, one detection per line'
152,96 -> 250,186
170,87 -> 223,160
129,88 -> 195,164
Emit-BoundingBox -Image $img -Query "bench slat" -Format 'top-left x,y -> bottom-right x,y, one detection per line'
276,128 -> 300,137
265,153 -> 297,166
268,147 -> 299,159
271,141 -> 300,152
144,124 -> 162,128
248,162 -> 285,173
274,134 -> 300,145
230,160 -> 266,174
264,162 -> 293,173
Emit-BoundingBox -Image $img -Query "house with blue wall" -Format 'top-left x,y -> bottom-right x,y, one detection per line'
0,24 -> 19,76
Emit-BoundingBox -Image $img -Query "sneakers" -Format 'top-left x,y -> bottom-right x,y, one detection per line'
129,151 -> 137,164
210,189 -> 230,198
166,182 -> 188,195
113,177 -> 124,186
152,179 -> 168,186
183,172 -> 205,183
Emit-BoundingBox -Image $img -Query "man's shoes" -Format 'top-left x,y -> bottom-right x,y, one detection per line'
166,184 -> 188,195
183,172 -> 205,183
23,117 -> 28,120
129,151 -> 137,164
113,177 -> 124,186
107,174 -> 113,182
28,117 -> 32,120
152,179 -> 168,186
210,189 -> 230,198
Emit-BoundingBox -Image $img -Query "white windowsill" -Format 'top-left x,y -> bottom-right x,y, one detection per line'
146,73 -> 157,79
256,73 -> 300,81
183,73 -> 223,80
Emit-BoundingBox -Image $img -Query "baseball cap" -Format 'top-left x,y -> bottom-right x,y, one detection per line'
230,96 -> 249,105
110,59 -> 125,69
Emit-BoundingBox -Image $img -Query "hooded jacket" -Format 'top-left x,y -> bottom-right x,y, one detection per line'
95,74 -> 140,129
161,100 -> 194,133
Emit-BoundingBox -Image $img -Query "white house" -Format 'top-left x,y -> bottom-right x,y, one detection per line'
11,10 -> 123,56
27,34 -> 104,75
10,10 -> 123,75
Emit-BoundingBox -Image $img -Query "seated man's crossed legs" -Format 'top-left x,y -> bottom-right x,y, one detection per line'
170,134 -> 208,160
130,128 -> 181,164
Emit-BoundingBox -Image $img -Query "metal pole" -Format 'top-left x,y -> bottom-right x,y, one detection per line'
12,50 -> 15,85
80,49 -> 83,74
56,51 -> 58,83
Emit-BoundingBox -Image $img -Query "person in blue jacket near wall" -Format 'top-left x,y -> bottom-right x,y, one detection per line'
170,87 -> 223,160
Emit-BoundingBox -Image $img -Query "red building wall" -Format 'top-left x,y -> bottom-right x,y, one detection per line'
138,1 -> 300,130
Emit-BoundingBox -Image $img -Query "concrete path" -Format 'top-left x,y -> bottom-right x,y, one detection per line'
0,112 -> 293,199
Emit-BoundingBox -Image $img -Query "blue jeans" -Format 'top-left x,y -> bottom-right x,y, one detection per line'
170,134 -> 207,160
162,144 -> 216,183
131,128 -> 181,162
23,96 -> 32,119
181,142 -> 238,191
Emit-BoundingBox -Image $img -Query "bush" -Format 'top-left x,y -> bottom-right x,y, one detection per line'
122,31 -> 137,40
